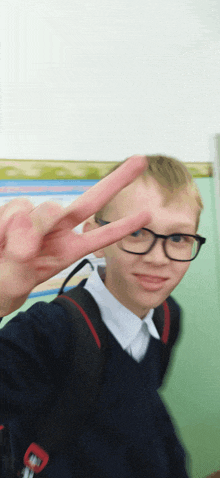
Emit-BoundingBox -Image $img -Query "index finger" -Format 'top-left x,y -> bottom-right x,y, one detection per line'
54,155 -> 148,229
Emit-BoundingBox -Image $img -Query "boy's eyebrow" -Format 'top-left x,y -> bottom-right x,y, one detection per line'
140,222 -> 195,233
163,222 -> 195,232
99,218 -> 196,233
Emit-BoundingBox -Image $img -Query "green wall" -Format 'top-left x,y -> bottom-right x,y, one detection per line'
1,177 -> 219,478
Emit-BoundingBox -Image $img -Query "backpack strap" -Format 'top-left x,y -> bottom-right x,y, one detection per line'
153,300 -> 170,345
58,258 -> 94,296
32,269 -> 109,461
153,296 -> 181,381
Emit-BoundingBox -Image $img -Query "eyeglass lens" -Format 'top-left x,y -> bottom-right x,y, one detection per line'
119,229 -> 199,261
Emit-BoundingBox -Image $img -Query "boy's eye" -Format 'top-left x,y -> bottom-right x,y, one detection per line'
131,230 -> 142,237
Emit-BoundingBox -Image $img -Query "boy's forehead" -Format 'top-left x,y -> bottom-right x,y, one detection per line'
102,179 -> 139,213
105,176 -> 197,225
106,177 -> 161,215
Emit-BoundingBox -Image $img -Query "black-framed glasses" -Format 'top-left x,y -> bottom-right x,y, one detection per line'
95,218 -> 206,262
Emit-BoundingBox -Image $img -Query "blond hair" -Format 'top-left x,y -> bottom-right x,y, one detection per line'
95,155 -> 204,233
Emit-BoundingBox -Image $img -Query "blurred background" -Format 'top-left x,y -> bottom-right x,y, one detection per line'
0,1 -> 220,476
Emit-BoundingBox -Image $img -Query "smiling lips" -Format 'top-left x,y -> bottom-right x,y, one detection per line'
134,274 -> 168,283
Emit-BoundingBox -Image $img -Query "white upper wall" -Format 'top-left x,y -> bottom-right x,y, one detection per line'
0,0 -> 219,161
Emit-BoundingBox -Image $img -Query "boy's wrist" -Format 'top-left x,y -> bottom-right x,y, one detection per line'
0,295 -> 25,317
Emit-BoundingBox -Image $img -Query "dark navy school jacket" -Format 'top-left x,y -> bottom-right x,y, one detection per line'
0,294 -> 190,477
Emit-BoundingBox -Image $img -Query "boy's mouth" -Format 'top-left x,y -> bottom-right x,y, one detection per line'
134,274 -> 168,283
133,274 -> 168,291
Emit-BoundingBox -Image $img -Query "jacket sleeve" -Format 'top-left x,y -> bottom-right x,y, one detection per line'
0,301 -> 72,425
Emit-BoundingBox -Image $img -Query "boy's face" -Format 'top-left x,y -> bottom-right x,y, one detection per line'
84,177 -> 198,319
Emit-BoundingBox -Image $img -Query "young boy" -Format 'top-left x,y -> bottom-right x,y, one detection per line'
0,155 -> 206,477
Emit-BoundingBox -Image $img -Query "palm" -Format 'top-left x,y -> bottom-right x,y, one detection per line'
1,226 -> 79,299
31,224 -> 86,284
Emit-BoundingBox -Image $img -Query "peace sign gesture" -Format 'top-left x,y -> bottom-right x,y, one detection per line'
0,155 -> 151,317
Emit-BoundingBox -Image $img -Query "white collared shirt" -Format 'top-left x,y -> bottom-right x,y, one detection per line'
84,265 -> 160,363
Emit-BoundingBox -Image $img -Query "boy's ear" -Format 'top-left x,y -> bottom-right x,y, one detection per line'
82,216 -> 105,258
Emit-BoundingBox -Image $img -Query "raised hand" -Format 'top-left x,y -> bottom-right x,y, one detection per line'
0,155 -> 151,316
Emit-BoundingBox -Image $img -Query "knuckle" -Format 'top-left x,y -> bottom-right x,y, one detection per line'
32,201 -> 63,216
1,197 -> 34,221
30,201 -> 64,234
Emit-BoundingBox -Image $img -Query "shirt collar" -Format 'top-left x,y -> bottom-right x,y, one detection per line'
84,264 -> 160,350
